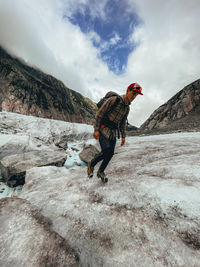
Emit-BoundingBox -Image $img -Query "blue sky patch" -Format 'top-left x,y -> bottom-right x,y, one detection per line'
64,0 -> 140,74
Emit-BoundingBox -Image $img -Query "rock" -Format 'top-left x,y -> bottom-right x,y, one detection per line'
0,197 -> 79,266
55,140 -> 68,150
74,162 -> 82,167
0,46 -> 96,124
0,150 -> 67,186
140,79 -> 200,131
126,123 -> 138,131
79,144 -> 100,163
71,147 -> 79,152
52,133 -> 68,150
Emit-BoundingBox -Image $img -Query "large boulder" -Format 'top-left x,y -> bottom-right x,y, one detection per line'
79,144 -> 100,163
0,197 -> 79,266
20,132 -> 200,266
0,150 -> 67,186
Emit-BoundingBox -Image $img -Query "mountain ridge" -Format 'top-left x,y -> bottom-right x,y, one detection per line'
0,46 -> 97,124
139,78 -> 200,133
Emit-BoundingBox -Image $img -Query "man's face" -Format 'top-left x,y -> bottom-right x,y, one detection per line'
127,89 -> 138,102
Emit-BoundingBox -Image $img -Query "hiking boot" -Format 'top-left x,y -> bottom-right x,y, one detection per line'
97,170 -> 108,183
87,162 -> 94,178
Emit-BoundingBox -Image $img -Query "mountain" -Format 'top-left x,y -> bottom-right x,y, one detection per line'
0,46 -> 97,124
140,79 -> 200,132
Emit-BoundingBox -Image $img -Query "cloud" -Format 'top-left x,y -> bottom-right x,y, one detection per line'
63,0 -> 109,21
0,0 -> 112,98
0,0 -> 200,127
124,0 -> 200,125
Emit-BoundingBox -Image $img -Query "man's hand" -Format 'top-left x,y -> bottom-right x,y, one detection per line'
121,137 -> 125,146
93,131 -> 100,139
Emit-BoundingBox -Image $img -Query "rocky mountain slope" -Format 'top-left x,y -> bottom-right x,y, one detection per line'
0,46 -> 96,124
140,79 -> 200,132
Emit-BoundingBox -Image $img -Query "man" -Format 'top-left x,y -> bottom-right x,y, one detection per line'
88,83 -> 143,183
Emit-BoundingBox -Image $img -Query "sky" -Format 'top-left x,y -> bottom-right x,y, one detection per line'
0,0 -> 200,127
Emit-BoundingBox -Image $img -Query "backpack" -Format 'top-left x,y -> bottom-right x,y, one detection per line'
97,91 -> 122,138
97,91 -> 130,139
97,91 -> 120,111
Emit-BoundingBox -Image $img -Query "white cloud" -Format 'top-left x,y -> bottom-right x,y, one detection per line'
62,0 -> 109,21
124,0 -> 200,125
110,33 -> 121,46
0,0 -> 200,127
0,0 -> 112,99
98,32 -> 122,54
87,31 -> 101,45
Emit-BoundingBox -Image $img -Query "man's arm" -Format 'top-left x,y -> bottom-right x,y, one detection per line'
121,137 -> 125,146
120,108 -> 130,145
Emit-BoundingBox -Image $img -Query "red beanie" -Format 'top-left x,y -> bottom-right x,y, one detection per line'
127,83 -> 143,95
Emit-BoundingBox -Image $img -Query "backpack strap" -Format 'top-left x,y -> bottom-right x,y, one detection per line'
108,95 -> 120,114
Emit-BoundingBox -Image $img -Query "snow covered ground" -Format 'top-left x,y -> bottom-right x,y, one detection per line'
1,130 -> 200,202
0,111 -> 200,204
1,111 -> 200,265
19,131 -> 200,266
0,111 -> 94,197
0,111 -> 93,142
0,137 -> 91,198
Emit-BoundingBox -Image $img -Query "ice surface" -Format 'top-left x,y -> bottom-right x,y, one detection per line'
0,112 -> 94,198
19,130 -> 200,266
0,111 -> 93,141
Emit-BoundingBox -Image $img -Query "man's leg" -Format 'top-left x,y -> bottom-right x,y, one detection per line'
90,133 -> 109,168
90,151 -> 104,168
87,134 -> 104,178
88,133 -> 116,180
98,137 -> 116,173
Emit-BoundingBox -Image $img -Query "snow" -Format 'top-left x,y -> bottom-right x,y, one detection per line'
0,181 -> 13,197
0,134 -> 13,147
20,129 -> 200,265
1,111 -> 200,216
1,111 -> 200,265
111,132 -> 200,219
0,111 -> 93,141
0,111 -> 94,198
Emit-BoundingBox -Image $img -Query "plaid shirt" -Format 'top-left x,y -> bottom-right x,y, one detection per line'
94,95 -> 130,139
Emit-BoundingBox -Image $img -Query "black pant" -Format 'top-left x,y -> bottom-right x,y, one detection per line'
91,133 -> 116,173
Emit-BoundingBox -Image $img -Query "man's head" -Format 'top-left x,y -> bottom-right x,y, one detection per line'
126,82 -> 143,103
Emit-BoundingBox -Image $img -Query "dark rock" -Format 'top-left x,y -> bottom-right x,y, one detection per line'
55,140 -> 68,150
79,144 -> 100,163
71,147 -> 79,152
140,79 -> 200,132
126,122 -> 138,131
